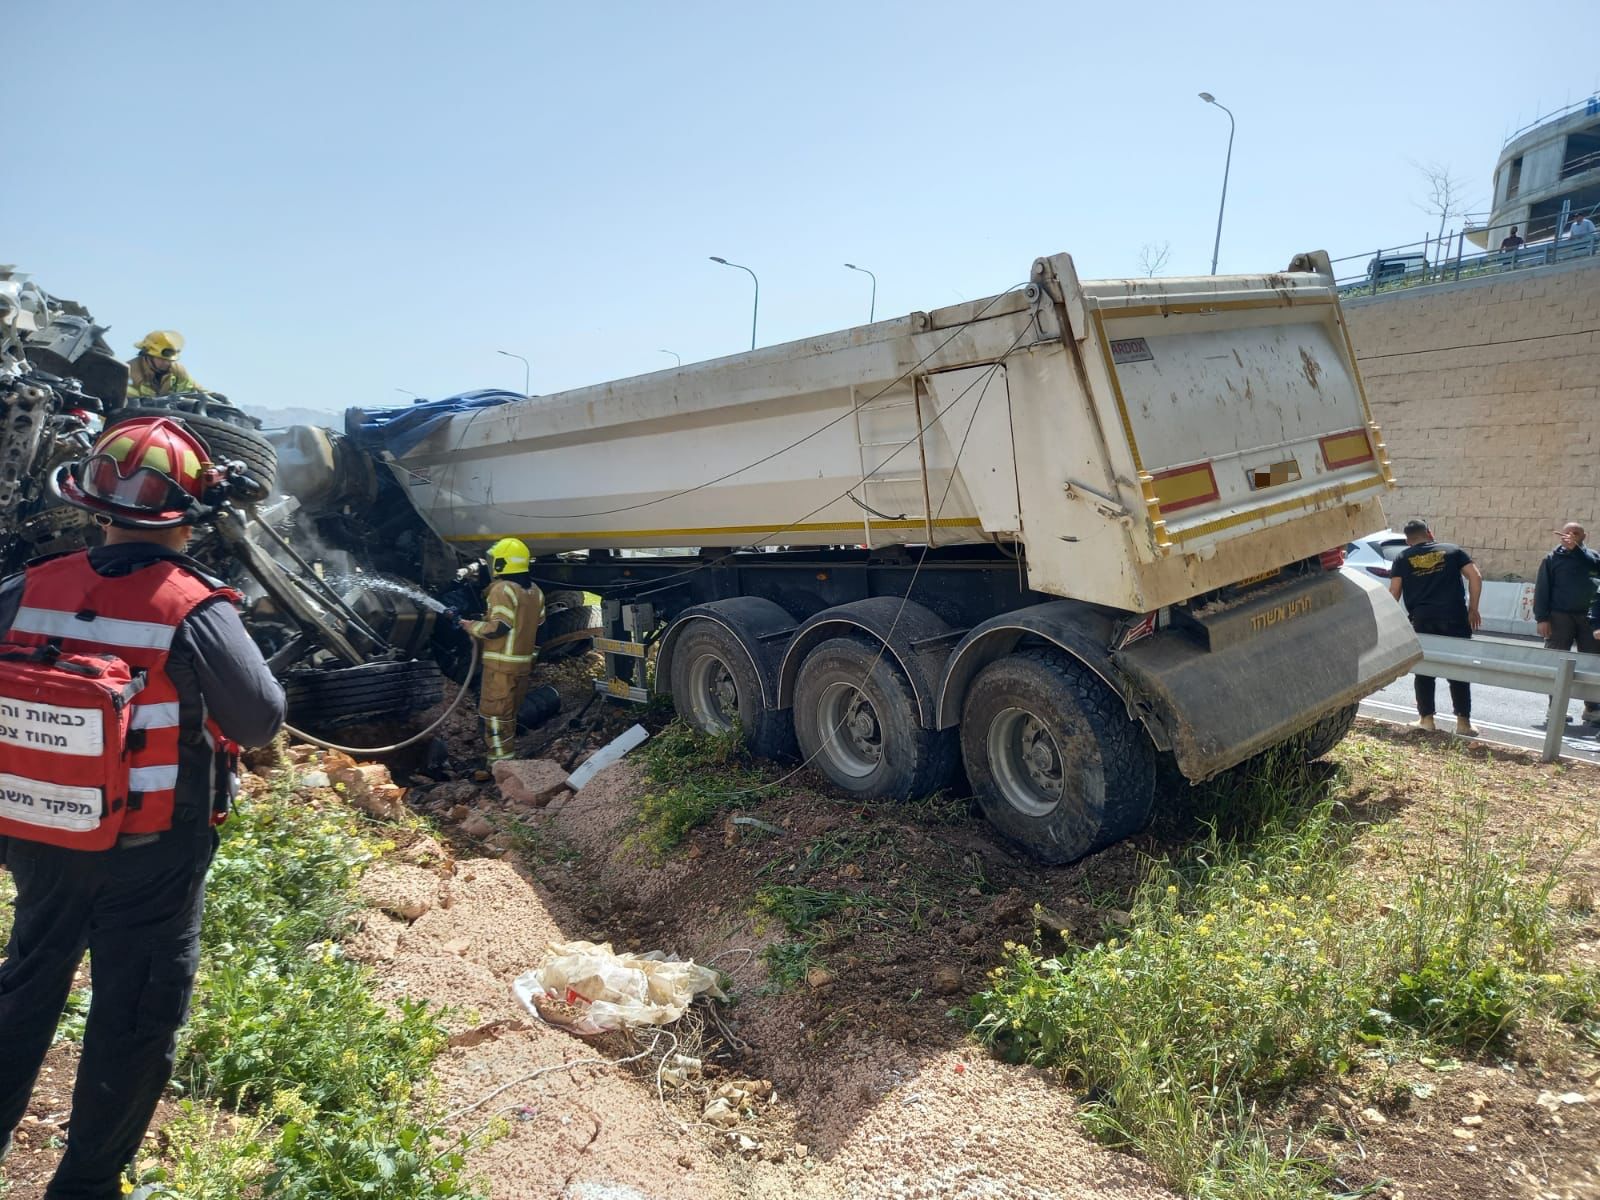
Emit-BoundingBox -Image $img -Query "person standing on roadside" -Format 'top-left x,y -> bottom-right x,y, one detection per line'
0,416 -> 284,1198
1389,519 -> 1483,736
1533,521 -> 1600,725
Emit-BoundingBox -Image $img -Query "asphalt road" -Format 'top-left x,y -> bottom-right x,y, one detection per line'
1358,636 -> 1600,763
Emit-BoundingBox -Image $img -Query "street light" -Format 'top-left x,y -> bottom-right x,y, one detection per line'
1198,92 -> 1236,276
709,256 -> 759,350
496,349 -> 531,395
844,262 -> 877,321
659,349 -> 682,367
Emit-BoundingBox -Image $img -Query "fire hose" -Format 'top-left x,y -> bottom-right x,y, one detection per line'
282,623 -> 604,756
281,641 -> 482,756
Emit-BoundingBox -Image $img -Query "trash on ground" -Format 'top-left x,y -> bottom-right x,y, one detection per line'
513,938 -> 726,1035
659,1054 -> 703,1090
702,1079 -> 774,1128
566,724 -> 649,791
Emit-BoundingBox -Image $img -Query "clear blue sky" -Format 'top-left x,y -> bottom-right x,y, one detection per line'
11,1 -> 1599,414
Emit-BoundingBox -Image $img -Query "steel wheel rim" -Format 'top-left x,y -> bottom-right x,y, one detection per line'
685,652 -> 739,734
988,706 -> 1063,817
816,680 -> 882,779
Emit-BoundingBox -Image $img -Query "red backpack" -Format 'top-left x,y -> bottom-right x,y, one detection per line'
0,643 -> 146,851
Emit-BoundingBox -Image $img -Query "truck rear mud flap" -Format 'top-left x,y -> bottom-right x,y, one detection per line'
1113,572 -> 1421,781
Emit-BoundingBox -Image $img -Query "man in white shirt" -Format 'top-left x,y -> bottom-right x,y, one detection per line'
1567,213 -> 1597,240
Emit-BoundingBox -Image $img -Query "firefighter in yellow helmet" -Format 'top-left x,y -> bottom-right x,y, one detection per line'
126,330 -> 205,399
458,537 -> 543,761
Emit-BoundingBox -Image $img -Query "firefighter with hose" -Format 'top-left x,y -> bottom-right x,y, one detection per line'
0,415 -> 283,1196
459,537 -> 542,762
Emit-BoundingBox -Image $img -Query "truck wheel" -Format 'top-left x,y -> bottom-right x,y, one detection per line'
538,591 -> 597,662
960,649 -> 1154,865
793,636 -> 956,800
114,405 -> 278,492
668,621 -> 795,761
1292,703 -> 1358,761
283,659 -> 445,729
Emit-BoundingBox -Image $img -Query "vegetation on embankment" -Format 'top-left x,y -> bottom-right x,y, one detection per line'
134,769 -> 481,1198
967,743 -> 1600,1200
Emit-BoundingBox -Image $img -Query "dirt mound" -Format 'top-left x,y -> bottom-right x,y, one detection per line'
370,755 -> 1176,1200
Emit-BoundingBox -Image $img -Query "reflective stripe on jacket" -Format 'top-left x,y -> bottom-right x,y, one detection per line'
8,551 -> 238,834
467,578 -> 542,669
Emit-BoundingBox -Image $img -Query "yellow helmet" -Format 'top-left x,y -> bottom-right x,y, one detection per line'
488,536 -> 530,576
135,330 -> 185,359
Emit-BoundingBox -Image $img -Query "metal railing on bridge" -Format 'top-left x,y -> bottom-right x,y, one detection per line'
1331,224 -> 1600,298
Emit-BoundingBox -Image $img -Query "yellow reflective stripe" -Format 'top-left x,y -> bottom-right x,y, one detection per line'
486,715 -> 515,760
482,650 -> 534,664
490,605 -> 518,621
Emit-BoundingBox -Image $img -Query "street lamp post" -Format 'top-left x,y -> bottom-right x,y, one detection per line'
659,349 -> 682,367
844,262 -> 877,321
496,349 -> 531,396
709,256 -> 759,350
1198,92 -> 1236,276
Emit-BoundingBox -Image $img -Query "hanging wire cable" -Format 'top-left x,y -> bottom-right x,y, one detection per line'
680,318 -> 1036,801
282,642 -> 480,755
406,283 -> 1029,527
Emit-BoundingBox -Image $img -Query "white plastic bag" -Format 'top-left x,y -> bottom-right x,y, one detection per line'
513,939 -> 726,1035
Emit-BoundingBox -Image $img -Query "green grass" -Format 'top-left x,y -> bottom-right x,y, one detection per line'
632,720 -> 764,852
752,883 -> 904,993
968,748 -> 1596,1200
133,769 -> 481,1199
505,816 -> 581,865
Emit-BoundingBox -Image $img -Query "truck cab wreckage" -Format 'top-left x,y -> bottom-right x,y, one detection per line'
0,267 -> 448,733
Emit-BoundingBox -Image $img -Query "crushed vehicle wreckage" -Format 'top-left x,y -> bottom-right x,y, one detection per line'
0,268 -> 514,733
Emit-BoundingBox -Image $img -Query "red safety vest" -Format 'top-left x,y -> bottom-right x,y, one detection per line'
5,551 -> 239,840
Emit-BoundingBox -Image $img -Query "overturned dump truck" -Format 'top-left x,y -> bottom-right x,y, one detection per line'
289,250 -> 1421,863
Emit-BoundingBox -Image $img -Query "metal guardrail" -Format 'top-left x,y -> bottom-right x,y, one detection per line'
1502,95 -> 1600,149
1331,229 -> 1600,297
1416,633 -> 1600,762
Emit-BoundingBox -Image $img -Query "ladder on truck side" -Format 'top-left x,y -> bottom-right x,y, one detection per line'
850,380 -> 935,547
594,599 -> 652,703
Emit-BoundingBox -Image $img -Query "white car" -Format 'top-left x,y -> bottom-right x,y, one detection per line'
1343,528 -> 1408,582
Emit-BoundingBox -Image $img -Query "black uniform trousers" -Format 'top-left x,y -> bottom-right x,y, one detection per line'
1414,614 -> 1472,720
0,825 -> 215,1198
1409,613 -> 1473,718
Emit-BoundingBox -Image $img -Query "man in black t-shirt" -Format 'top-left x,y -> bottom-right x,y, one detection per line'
1388,519 -> 1483,736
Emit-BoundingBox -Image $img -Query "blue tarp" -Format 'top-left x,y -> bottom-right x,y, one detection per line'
345,389 -> 523,459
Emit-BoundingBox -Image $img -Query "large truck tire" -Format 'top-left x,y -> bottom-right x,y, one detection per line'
793,635 -> 958,800
959,649 -> 1155,865
538,591 -> 597,662
283,659 -> 444,729
1292,703 -> 1359,761
667,620 -> 796,761
114,404 -> 278,493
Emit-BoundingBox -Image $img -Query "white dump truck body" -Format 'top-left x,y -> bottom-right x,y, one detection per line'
322,250 -> 1422,844
390,252 -> 1394,614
